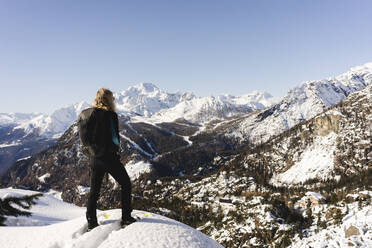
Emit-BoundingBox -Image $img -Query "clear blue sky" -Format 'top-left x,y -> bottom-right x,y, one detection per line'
1,0 -> 371,114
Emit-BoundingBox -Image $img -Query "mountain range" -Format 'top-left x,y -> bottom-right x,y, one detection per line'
0,62 -> 371,247
0,83 -> 276,176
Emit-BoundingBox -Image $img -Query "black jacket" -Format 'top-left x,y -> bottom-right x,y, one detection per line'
82,107 -> 120,157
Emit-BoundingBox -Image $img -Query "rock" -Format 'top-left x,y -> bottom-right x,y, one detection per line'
298,192 -> 326,208
345,225 -> 361,238
313,114 -> 341,136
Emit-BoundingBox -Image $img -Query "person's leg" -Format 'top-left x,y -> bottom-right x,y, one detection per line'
105,154 -> 133,220
86,157 -> 105,226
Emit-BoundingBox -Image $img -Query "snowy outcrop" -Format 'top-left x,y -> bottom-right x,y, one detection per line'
0,188 -> 223,248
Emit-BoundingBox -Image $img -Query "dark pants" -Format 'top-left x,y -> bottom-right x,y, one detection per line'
86,153 -> 132,221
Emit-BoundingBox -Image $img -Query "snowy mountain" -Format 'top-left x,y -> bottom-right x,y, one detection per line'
0,113 -> 41,126
247,83 -> 371,185
116,83 -> 277,124
144,91 -> 277,124
114,83 -> 196,117
1,83 -> 274,141
13,101 -> 91,139
222,62 -> 372,144
0,188 -> 223,248
0,83 -> 274,177
206,63 -> 372,144
0,101 -> 90,142
1,62 -> 370,146
0,101 -> 91,176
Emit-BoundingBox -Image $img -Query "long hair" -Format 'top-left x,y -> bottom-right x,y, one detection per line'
93,88 -> 116,112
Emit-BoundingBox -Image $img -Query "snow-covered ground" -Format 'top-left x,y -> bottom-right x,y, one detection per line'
290,203 -> 372,248
0,188 -> 223,248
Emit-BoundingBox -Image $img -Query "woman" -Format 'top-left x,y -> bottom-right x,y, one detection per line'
85,88 -> 136,231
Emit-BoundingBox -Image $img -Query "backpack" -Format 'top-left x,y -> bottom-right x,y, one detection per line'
77,108 -> 96,156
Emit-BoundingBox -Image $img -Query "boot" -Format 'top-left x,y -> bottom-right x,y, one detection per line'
120,215 -> 137,227
86,213 -> 99,231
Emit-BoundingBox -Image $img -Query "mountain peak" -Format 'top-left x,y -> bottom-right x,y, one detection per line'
124,83 -> 159,95
349,61 -> 372,72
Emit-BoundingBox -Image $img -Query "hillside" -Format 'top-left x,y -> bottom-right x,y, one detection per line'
129,84 -> 371,247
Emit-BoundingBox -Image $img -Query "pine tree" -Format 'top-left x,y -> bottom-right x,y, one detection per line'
306,199 -> 313,225
333,208 -> 343,225
0,193 -> 42,226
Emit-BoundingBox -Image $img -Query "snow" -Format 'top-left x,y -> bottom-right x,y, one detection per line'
142,92 -> 275,124
0,188 -> 222,248
16,156 -> 31,162
0,142 -> 22,148
0,188 -> 84,226
0,112 -> 41,126
226,62 -> 372,144
228,91 -> 278,107
77,185 -> 90,195
271,132 -> 338,185
182,135 -> 193,146
119,133 -> 153,157
38,173 -> 51,183
125,160 -> 153,180
98,212 -> 222,248
114,83 -> 196,117
305,192 -> 325,201
12,101 -> 91,139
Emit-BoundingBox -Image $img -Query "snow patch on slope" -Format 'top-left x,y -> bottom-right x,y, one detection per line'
271,132 -> 338,185
38,173 -> 51,183
125,160 -> 153,180
0,141 -> 22,148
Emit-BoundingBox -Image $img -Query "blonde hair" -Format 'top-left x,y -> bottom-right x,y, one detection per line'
93,88 -> 116,112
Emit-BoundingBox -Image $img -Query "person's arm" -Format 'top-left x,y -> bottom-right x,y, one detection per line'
114,112 -> 120,146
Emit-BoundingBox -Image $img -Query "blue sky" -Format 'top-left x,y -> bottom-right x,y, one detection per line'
1,0 -> 371,113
